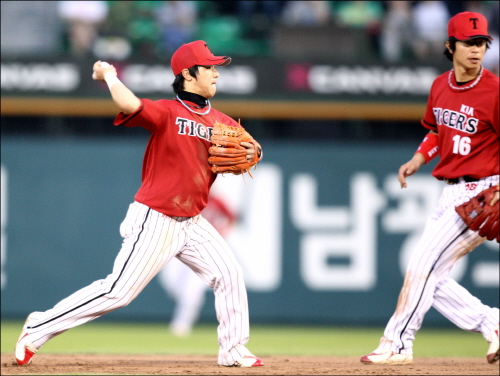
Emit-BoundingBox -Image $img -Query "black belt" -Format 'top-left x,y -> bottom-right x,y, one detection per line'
445,176 -> 480,184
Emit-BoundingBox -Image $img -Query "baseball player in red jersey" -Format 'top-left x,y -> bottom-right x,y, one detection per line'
15,40 -> 264,368
361,12 -> 499,365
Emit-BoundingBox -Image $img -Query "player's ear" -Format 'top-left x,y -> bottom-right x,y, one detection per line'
182,69 -> 193,81
445,41 -> 453,54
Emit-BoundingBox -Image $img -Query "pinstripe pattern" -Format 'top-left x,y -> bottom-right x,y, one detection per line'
380,175 -> 499,355
23,202 -> 250,366
434,278 -> 499,333
179,216 -> 250,365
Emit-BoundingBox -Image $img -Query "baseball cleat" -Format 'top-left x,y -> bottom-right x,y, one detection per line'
169,323 -> 192,338
15,313 -> 38,366
220,344 -> 264,367
360,349 -> 413,365
486,324 -> 499,364
231,355 -> 264,367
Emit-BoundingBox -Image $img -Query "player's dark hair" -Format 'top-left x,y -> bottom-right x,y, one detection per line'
443,37 -> 491,61
172,66 -> 199,94
444,37 -> 457,61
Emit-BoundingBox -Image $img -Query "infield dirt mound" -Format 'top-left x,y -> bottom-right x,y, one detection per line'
1,353 -> 498,375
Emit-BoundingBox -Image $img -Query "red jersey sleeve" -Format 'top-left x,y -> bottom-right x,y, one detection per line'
421,82 -> 438,131
113,99 -> 169,132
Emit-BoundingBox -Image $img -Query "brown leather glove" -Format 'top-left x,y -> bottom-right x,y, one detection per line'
209,121 -> 262,177
455,186 -> 499,242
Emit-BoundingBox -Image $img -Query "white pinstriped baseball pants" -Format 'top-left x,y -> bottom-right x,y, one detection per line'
24,201 -> 251,366
381,175 -> 500,355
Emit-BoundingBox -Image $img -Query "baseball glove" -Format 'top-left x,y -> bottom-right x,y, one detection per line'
455,185 -> 499,242
208,121 -> 262,176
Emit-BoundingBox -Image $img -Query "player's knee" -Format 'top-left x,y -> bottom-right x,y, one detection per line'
210,264 -> 245,289
105,290 -> 138,309
230,263 -> 244,280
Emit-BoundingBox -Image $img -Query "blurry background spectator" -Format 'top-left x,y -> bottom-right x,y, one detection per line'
237,1 -> 284,38
482,1 -> 499,75
444,0 -> 468,16
4,1 -> 500,64
462,0 -> 492,15
94,1 -> 161,60
1,1 -> 61,57
57,0 -> 109,58
332,1 -> 384,56
93,1 -> 135,60
379,1 -> 413,63
155,1 -> 198,57
411,1 -> 449,61
280,1 -> 330,26
125,1 -> 161,59
196,2 -> 245,56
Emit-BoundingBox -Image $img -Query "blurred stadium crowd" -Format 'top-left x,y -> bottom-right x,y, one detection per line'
1,1 -> 498,64
1,1 -> 499,141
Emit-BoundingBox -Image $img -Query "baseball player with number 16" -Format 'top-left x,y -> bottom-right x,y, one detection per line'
361,12 -> 499,365
15,40 -> 264,368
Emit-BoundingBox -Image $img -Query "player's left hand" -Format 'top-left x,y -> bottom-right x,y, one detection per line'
455,185 -> 500,242
209,122 -> 262,176
241,142 -> 262,163
398,153 -> 425,188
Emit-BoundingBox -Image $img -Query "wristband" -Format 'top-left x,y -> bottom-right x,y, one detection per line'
416,132 -> 439,164
104,72 -> 121,89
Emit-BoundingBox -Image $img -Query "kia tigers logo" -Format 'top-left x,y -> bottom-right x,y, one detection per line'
469,17 -> 479,29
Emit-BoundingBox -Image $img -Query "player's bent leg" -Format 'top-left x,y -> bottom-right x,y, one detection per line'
169,259 -> 208,337
433,277 -> 496,333
15,203 -> 185,363
19,251 -> 156,351
362,207 -> 475,364
181,217 -> 263,367
431,250 -> 500,364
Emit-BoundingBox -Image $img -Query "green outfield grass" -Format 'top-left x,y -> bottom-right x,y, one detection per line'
1,320 -> 487,358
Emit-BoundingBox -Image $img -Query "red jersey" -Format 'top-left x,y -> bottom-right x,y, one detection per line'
421,67 -> 499,180
114,98 -> 240,217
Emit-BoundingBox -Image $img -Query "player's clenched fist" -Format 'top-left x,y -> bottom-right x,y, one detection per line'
92,61 -> 116,82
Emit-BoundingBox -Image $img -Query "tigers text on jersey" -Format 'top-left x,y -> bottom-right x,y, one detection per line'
421,68 -> 499,180
114,98 -> 240,217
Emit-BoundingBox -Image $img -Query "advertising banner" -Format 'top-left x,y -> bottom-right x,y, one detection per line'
1,57 -> 450,102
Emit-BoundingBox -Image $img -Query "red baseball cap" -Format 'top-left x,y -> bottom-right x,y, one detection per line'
171,40 -> 231,76
448,12 -> 493,41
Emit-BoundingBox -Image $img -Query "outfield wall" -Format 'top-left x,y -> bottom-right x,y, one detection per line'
1,137 -> 498,325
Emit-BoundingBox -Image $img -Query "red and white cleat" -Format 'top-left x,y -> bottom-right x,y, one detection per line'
15,313 -> 38,366
233,355 -> 264,367
486,324 -> 499,364
360,349 -> 413,365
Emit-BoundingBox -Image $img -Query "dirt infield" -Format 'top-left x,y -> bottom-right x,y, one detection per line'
1,353 -> 498,375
